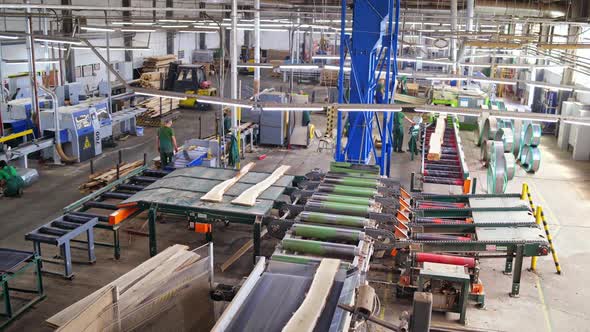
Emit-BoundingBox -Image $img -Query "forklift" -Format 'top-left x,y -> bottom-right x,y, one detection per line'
165,63 -> 217,109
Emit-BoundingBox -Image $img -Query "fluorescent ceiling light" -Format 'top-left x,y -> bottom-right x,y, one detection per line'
39,44 -> 67,51
0,34 -> 19,40
526,83 -> 572,92
112,22 -> 154,26
426,77 -> 468,81
191,25 -> 220,30
135,91 -> 187,100
324,65 -> 351,72
35,38 -> 82,45
179,30 -> 217,34
161,25 -> 189,28
236,63 -> 274,68
472,78 -> 517,86
4,59 -> 59,65
159,19 -> 195,23
459,63 -> 490,67
563,120 -> 590,126
312,55 -> 340,60
492,115 -> 558,123
264,106 -> 325,111
496,64 -> 531,69
337,107 -> 401,113
416,109 -> 479,117
120,29 -> 156,32
81,26 -> 115,32
197,99 -> 252,109
279,64 -> 319,70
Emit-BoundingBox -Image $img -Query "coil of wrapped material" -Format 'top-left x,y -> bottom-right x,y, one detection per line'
513,119 -> 523,158
477,116 -> 498,146
524,122 -> 542,147
523,146 -> 541,173
487,141 -> 507,194
481,139 -> 493,165
495,127 -> 514,153
504,153 -> 516,180
520,145 -> 530,165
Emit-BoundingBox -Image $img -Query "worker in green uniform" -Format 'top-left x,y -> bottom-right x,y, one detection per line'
0,160 -> 24,197
157,119 -> 178,169
393,112 -> 414,153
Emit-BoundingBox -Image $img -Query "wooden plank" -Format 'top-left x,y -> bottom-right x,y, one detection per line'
56,286 -> 118,332
201,162 -> 256,202
46,244 -> 189,328
220,228 -> 267,272
282,258 -> 341,332
427,117 -> 445,161
231,165 -> 290,206
117,250 -> 200,314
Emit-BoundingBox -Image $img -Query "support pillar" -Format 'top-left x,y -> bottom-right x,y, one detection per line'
166,0 -> 174,55
230,0 -> 238,129
253,0 -> 260,97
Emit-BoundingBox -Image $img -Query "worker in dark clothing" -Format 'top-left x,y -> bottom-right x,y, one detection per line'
0,160 -> 24,197
157,119 -> 178,169
393,112 -> 415,153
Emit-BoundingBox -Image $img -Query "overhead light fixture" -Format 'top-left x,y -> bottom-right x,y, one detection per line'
0,34 -> 19,40
39,44 -> 67,51
279,64 -> 319,70
397,57 -> 451,65
236,63 -> 274,68
472,78 -> 517,86
496,64 -> 531,69
35,38 -> 82,45
492,114 -> 558,123
324,65 -> 351,72
563,120 -> 590,126
159,19 -> 195,23
120,29 -> 156,33
425,77 -> 469,81
112,22 -> 154,26
161,25 -> 190,28
135,91 -> 187,100
312,55 -> 340,60
197,99 -> 252,109
4,59 -> 59,65
416,109 -> 479,117
191,25 -> 220,30
337,106 -> 402,113
459,63 -> 491,67
264,106 -> 325,111
81,26 -> 115,32
179,30 -> 217,34
526,82 -> 572,92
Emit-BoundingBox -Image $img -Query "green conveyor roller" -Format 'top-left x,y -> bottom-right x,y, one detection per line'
291,224 -> 363,242
281,238 -> 358,258
311,193 -> 374,206
319,184 -> 378,197
306,200 -> 371,217
299,211 -> 370,228
323,176 -> 379,188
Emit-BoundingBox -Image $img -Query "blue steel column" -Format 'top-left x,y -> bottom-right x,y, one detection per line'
335,0 -> 347,162
386,0 -> 401,177
381,1 -> 395,175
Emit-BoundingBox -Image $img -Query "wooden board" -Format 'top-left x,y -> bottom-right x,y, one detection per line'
201,163 -> 255,202
46,244 -> 189,328
231,165 -> 290,206
220,228 -> 267,272
427,117 -> 446,161
56,286 -> 118,332
282,258 -> 340,332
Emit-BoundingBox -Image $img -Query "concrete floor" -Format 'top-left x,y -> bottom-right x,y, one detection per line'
1,74 -> 589,331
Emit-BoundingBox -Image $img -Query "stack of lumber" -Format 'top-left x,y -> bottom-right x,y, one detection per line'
79,160 -> 144,192
427,117 -> 446,161
138,71 -> 162,89
142,54 -> 176,73
320,69 -> 339,86
136,96 -> 180,120
48,245 -> 214,332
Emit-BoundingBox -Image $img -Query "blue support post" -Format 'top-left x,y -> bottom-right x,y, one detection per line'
335,1 -> 347,162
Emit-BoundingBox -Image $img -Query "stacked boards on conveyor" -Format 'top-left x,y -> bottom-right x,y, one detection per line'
418,114 -> 469,189
213,162 -> 399,332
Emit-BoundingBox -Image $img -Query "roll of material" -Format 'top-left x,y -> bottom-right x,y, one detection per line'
481,139 -> 493,164
495,127 -> 514,153
478,116 -> 498,146
524,122 -> 542,147
513,119 -> 523,158
504,153 -> 516,180
523,146 -> 541,173
415,253 -> 476,268
487,141 -> 507,194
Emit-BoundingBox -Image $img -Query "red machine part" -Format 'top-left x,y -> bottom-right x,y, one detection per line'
415,252 -> 476,268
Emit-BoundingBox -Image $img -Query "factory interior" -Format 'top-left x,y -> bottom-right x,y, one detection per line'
0,0 -> 589,331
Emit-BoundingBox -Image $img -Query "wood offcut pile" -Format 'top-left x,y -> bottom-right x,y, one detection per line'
47,245 -> 214,332
79,160 -> 144,192
138,71 -> 162,89
142,54 -> 176,73
136,97 -> 180,126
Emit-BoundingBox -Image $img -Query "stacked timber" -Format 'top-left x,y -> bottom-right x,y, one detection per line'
79,160 -> 144,192
47,245 -> 214,331
136,97 -> 180,126
138,71 -> 162,89
142,54 -> 176,73
427,116 -> 446,161
320,69 -> 339,86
